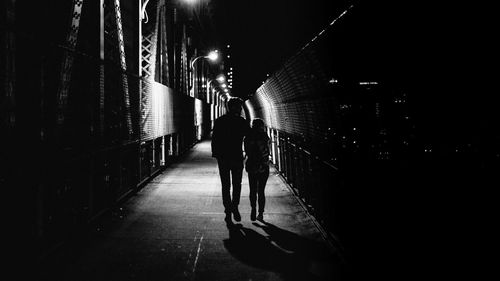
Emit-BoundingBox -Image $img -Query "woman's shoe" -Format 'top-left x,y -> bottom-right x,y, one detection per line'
250,208 -> 257,221
257,212 -> 264,221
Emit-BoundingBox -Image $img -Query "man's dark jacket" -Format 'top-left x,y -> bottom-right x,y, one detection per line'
211,114 -> 250,161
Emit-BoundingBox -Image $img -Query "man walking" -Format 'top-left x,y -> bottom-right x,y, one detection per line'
211,97 -> 250,223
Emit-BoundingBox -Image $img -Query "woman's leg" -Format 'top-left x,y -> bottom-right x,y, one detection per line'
249,173 -> 258,208
257,167 -> 270,214
248,173 -> 258,220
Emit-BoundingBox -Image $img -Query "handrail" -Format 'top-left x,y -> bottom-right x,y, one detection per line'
321,159 -> 338,171
275,131 -> 339,171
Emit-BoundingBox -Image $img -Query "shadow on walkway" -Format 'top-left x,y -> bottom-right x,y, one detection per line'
223,221 -> 342,281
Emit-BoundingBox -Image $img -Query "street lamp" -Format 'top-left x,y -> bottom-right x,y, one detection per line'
206,79 -> 217,103
216,74 -> 225,83
206,74 -> 226,103
190,50 -> 219,69
142,0 -> 200,22
190,50 -> 219,97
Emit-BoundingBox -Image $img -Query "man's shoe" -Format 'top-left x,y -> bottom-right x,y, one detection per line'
233,209 -> 241,222
250,208 -> 257,221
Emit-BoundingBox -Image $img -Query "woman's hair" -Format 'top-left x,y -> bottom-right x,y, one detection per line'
251,118 -> 265,129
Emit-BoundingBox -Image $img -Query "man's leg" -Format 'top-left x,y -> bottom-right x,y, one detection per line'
217,159 -> 232,218
230,160 -> 243,221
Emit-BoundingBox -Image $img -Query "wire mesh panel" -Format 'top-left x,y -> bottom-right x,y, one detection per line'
140,80 -> 174,141
248,29 -> 345,155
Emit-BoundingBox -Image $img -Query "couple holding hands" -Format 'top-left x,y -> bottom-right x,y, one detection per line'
211,97 -> 270,224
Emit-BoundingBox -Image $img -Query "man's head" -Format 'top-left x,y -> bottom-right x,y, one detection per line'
227,97 -> 243,115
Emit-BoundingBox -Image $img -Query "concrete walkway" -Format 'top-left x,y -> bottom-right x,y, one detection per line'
39,140 -> 343,281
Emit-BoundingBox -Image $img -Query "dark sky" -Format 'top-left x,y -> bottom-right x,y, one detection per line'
205,0 -> 497,122
210,0 -> 353,99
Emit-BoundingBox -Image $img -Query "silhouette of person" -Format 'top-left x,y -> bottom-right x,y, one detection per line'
212,97 -> 250,223
244,118 -> 271,221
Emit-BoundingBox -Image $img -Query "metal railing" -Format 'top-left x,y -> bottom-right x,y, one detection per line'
269,128 -> 340,237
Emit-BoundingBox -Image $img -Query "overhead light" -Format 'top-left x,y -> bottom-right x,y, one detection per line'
216,75 -> 225,83
207,51 -> 219,61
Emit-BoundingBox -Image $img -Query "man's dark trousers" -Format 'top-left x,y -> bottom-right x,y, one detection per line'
217,158 -> 243,214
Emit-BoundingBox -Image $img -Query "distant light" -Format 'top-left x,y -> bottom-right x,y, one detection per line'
227,55 -> 231,58
329,78 -> 338,84
227,45 -> 230,48
207,51 -> 219,61
216,75 -> 225,83
359,81 -> 378,85
221,84 -> 227,88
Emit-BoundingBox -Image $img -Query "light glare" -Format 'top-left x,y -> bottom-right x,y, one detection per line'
216,75 -> 225,83
207,51 -> 219,61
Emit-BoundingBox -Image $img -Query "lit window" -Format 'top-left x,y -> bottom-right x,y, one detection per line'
359,81 -> 378,85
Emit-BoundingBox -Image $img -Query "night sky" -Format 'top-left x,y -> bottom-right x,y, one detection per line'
205,0 -> 495,106
205,0 -> 498,138
211,0 -> 352,99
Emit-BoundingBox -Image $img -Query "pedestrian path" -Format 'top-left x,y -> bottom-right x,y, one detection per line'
38,140 -> 343,281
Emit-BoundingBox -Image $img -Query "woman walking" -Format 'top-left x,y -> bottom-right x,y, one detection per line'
244,118 -> 271,221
